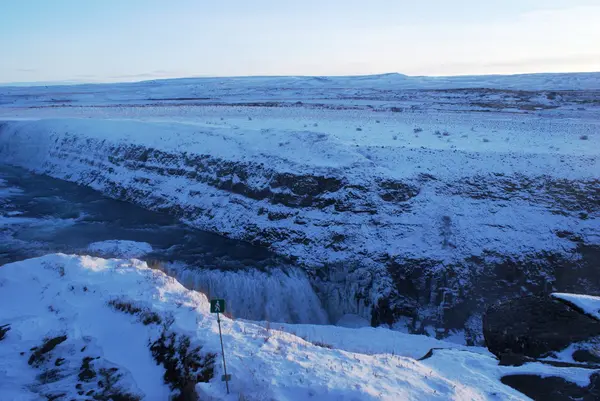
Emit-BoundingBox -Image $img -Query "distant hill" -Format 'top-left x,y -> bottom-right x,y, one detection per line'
2,71 -> 600,90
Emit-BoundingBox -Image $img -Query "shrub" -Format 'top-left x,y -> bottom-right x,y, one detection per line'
413,127 -> 423,133
311,341 -> 333,349
0,324 -> 9,341
356,127 -> 362,131
28,335 -> 68,367
108,299 -> 162,326
482,138 -> 490,143
94,367 -> 142,401
36,368 -> 64,384
78,356 -> 97,382
580,135 -> 589,140
392,135 -> 398,140
150,330 -> 216,399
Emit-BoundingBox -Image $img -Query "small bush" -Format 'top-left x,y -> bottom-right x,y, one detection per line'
150,330 -> 216,399
375,120 -> 380,123
442,131 -> 450,136
78,356 -> 97,382
413,127 -> 423,133
28,335 -> 68,367
37,368 -> 64,384
0,324 -> 10,341
434,130 -> 441,136
311,341 -> 333,349
580,135 -> 589,140
94,366 -> 142,401
482,138 -> 490,143
392,135 -> 398,140
356,127 -> 362,131
108,299 -> 162,326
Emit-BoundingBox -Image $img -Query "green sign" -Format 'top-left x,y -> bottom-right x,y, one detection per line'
210,299 -> 225,314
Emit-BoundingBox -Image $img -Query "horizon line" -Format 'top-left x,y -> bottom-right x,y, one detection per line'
1,70 -> 599,88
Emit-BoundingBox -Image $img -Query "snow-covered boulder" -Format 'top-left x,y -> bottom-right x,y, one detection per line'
552,293 -> 600,322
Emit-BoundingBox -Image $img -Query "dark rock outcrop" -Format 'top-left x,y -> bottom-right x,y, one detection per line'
501,373 -> 600,401
483,296 -> 600,359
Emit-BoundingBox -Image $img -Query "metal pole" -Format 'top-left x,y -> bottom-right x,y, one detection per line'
217,312 -> 230,394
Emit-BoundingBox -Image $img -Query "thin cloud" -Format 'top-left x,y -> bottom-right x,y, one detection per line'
485,54 -> 600,69
108,70 -> 184,80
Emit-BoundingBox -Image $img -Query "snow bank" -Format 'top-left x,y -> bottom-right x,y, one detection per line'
251,321 -> 477,359
2,253 -> 594,400
87,239 -> 153,258
552,293 -> 600,321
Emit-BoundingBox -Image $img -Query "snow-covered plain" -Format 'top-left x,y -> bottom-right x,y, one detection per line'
0,72 -> 599,336
0,254 -> 594,400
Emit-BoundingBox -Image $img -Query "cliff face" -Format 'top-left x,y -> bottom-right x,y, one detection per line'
1,115 -> 598,341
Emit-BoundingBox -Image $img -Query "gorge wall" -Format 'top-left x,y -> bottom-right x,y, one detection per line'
1,116 -> 598,342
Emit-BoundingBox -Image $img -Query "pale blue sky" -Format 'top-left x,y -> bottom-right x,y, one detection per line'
1,0 -> 599,83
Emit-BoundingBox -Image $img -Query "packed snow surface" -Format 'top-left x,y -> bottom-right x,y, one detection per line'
87,240 -> 153,258
0,254 -> 595,400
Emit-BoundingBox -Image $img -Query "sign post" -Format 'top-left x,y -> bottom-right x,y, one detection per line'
210,299 -> 230,394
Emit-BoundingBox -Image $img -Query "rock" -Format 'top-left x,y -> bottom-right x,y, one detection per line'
573,349 -> 600,364
501,372 -> 600,401
483,296 -> 600,359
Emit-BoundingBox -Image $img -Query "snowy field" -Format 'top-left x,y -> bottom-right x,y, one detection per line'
0,73 -> 599,399
0,254 -> 594,400
1,73 -> 599,324
1,87 -> 598,267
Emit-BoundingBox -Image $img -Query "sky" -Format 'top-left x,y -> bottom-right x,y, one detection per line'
1,0 -> 600,83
